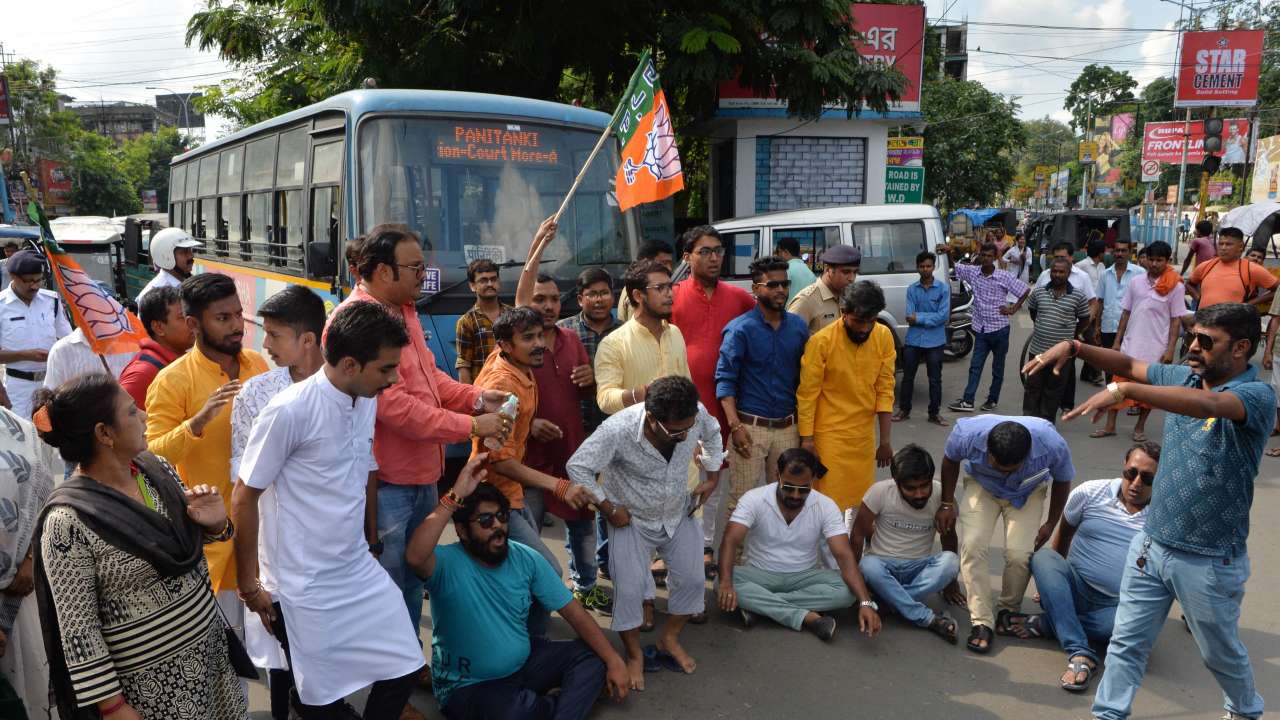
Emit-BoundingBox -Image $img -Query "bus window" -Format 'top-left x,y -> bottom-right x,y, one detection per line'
312,141 -> 342,185
245,135 -> 277,191
170,165 -> 186,203
276,128 -> 307,188
311,186 -> 340,275
200,199 -> 216,246
198,156 -> 218,198
274,189 -> 304,271
218,195 -> 241,258
219,147 -> 243,194
184,166 -> 199,204
246,192 -> 271,263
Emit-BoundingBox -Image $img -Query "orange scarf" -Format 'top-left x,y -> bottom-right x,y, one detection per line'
1153,266 -> 1181,296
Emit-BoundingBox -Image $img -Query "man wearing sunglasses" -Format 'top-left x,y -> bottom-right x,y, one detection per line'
1010,442 -> 1159,693
1025,303 -> 1271,720
567,375 -> 724,691
716,256 -> 809,551
717,448 -> 880,641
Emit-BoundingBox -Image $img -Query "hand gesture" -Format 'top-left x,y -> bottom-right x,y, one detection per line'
717,582 -> 738,612
529,418 -> 562,443
942,581 -> 967,607
3,552 -> 33,597
1033,520 -> 1055,550
527,217 -> 558,261
190,381 -> 241,437
243,585 -> 277,636
1061,386 -> 1123,424
875,441 -> 892,468
479,390 -> 512,413
607,504 -> 631,528
934,505 -> 958,535
1020,340 -> 1072,378
603,657 -> 631,701
563,483 -> 591,510
690,478 -> 718,510
730,426 -> 752,459
452,454 -> 488,500
858,606 -> 881,636
570,364 -> 594,388
184,485 -> 229,531
472,412 -> 511,439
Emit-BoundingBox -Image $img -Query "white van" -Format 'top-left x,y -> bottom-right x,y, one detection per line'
696,204 -> 950,350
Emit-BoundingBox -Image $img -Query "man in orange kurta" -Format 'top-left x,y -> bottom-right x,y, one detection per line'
797,281 -> 896,514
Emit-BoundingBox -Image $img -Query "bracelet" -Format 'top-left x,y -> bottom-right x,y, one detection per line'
470,416 -> 479,437
728,422 -> 743,433
100,696 -> 127,716
205,518 -> 234,542
1069,339 -> 1081,358
628,388 -> 637,405
438,492 -> 462,512
554,478 -> 571,501
939,501 -> 956,509
236,580 -> 263,603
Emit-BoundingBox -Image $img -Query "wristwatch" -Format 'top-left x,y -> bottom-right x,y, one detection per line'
860,599 -> 879,612
1106,381 -> 1125,404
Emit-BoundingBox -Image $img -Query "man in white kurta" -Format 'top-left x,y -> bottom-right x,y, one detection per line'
238,369 -> 424,708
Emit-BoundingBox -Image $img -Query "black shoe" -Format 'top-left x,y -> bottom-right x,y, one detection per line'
948,399 -> 975,412
980,401 -> 998,411
740,608 -> 757,628
807,615 -> 837,641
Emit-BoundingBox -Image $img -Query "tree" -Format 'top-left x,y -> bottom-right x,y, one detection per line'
1,60 -> 82,170
1014,117 -> 1076,174
921,79 -> 1026,210
68,133 -> 142,216
1063,64 -> 1137,133
119,127 -> 190,211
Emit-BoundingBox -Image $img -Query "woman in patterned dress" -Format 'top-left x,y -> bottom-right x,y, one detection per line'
30,373 -> 247,720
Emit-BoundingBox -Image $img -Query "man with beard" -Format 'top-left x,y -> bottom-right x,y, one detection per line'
408,477 -> 629,719
1026,303 -> 1271,720
146,272 -> 269,659
716,448 -> 881,641
567,376 -> 723,690
1008,442 -> 1158,694
787,244 -> 861,333
594,259 -> 690,415
456,258 -> 512,384
851,444 -> 964,644
797,280 -> 896,514
1023,257 -> 1092,423
233,301 -> 427,717
615,239 -> 675,323
471,307 -> 591,636
716,256 -> 809,539
136,227 -> 203,302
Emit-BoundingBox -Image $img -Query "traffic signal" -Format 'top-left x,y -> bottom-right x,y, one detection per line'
1202,117 -> 1223,174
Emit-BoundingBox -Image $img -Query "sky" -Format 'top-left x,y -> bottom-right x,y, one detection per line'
2,0 -> 1196,142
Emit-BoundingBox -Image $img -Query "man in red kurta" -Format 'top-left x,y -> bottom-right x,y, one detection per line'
671,225 -> 755,573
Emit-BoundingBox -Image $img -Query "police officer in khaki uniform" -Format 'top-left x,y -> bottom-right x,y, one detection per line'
0,250 -> 72,417
786,245 -> 861,333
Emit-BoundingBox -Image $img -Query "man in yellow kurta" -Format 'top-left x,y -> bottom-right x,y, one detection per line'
797,280 -> 896,513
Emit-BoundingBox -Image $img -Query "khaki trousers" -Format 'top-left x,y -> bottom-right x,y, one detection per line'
957,476 -> 1047,629
725,422 -> 799,523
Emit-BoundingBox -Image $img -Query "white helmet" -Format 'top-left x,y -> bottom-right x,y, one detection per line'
150,228 -> 203,271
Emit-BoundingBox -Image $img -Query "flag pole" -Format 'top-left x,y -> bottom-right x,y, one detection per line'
552,113 -> 620,225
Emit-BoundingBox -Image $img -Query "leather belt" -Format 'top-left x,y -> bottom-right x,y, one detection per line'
738,412 -> 795,429
6,368 -> 45,382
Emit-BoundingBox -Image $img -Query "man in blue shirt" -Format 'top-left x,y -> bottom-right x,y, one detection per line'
1026,302 -> 1271,720
935,415 -> 1073,654
894,251 -> 950,425
775,237 -> 817,304
717,255 -> 810,535
1011,442 -> 1157,693
1096,239 -> 1143,380
406,464 -> 630,715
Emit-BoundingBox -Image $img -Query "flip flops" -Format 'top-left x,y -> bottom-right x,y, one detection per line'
642,645 -> 685,673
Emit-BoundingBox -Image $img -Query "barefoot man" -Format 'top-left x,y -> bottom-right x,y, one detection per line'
567,375 -> 724,690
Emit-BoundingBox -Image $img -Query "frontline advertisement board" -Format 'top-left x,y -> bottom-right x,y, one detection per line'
1175,30 -> 1265,108
1141,118 -> 1249,165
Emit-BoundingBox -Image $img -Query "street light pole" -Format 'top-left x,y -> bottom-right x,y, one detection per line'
147,86 -> 189,129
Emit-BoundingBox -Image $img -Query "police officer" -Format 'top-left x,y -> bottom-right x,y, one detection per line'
786,244 -> 862,333
137,227 -> 203,302
0,250 -> 72,417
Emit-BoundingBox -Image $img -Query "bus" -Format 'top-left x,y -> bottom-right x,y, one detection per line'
153,89 -> 642,368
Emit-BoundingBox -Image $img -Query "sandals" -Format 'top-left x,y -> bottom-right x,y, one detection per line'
1089,429 -> 1116,438
1062,656 -> 1096,692
928,415 -> 949,427
1265,447 -> 1280,457
891,410 -> 910,422
928,612 -> 958,645
1011,613 -> 1046,639
966,624 -> 993,654
1131,431 -> 1148,442
994,609 -> 1022,636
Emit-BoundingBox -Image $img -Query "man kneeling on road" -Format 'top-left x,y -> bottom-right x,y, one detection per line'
406,468 -> 628,720
851,444 -> 965,644
716,448 -> 881,641
1009,441 -> 1158,693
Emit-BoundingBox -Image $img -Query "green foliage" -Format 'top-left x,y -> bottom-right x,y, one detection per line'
1013,117 -> 1076,175
119,127 -> 190,210
1063,64 -> 1137,133
2,60 -> 82,168
68,133 -> 142,216
921,79 -> 1027,210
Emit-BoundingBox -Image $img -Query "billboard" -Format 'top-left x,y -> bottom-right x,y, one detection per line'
1141,118 -> 1250,165
0,75 -> 11,126
1087,113 -> 1135,180
1079,141 -> 1098,164
717,3 -> 925,115
1175,30 -> 1265,108
154,93 -> 206,128
886,136 -> 923,166
38,159 -> 72,206
1252,135 -> 1280,203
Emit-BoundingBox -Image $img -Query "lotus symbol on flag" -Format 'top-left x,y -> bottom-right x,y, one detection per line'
623,99 -> 682,186
54,261 -> 135,342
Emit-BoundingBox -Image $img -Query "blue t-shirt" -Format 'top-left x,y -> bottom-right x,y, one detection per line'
1145,363 -> 1274,556
1064,479 -> 1147,597
425,541 -> 573,706
943,415 -> 1074,508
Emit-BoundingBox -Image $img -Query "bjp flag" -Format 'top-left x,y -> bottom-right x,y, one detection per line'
26,200 -> 147,356
614,51 -> 684,212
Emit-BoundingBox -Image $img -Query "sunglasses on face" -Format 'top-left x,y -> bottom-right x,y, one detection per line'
472,509 -> 510,528
779,482 -> 812,495
651,416 -> 690,441
754,280 -> 792,290
1191,332 -> 1218,351
1122,467 -> 1155,486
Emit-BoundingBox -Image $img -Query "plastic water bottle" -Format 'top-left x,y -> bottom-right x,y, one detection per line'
483,394 -> 519,450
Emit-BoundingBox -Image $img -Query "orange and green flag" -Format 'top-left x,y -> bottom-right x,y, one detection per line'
614,50 -> 684,212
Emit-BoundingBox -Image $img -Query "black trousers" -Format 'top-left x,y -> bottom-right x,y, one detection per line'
899,344 -> 944,417
442,638 -> 606,720
1025,357 -> 1073,424
271,602 -> 421,719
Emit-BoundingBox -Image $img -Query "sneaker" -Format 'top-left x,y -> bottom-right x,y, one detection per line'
740,608 -> 758,629
980,401 -> 998,411
574,585 -> 614,615
948,399 -> 975,412
807,615 -> 837,641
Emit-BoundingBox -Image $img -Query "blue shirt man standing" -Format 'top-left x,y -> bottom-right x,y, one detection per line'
894,250 -> 951,424
716,255 -> 810,530
1025,302 -> 1272,720
1096,239 -> 1143,363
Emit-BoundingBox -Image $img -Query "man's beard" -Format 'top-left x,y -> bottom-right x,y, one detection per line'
204,333 -> 243,356
844,325 -> 871,344
759,296 -> 784,312
1186,351 -> 1234,384
464,532 -> 509,565
643,299 -> 671,320
777,492 -> 805,509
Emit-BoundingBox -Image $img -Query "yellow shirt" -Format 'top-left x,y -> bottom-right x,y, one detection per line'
787,278 -> 840,334
146,346 -> 268,593
594,318 -> 690,414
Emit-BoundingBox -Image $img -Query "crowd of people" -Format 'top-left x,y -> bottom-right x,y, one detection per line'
0,216 -> 1270,720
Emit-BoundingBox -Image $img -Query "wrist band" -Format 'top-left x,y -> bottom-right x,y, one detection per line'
439,492 -> 461,511
206,518 -> 234,542
470,416 -> 479,437
554,478 -> 571,501
100,696 -> 127,716
236,580 -> 263,603
729,422 -> 743,433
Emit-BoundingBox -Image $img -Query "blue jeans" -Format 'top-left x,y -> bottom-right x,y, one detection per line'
441,638 -> 605,720
963,325 -> 1011,404
376,481 -> 438,634
859,551 -> 959,627
1029,548 -> 1118,665
900,344 -> 944,416
1092,534 -> 1262,720
507,503 -> 563,638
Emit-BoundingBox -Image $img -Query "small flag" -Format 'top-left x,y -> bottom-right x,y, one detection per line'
26,200 -> 147,356
613,50 -> 684,212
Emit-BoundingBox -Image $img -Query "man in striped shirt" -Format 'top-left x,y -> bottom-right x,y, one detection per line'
1023,258 -> 1091,423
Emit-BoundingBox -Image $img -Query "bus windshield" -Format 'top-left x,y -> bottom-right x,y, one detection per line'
358,117 -> 636,291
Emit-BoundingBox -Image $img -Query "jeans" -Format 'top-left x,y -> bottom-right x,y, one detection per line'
963,325 -> 1010,404
442,638 -> 606,720
507,505 -> 564,637
899,344 -> 944,416
1023,357 -> 1073,423
859,552 -> 959,627
1029,548 -> 1118,665
523,489 -> 596,591
1092,534 -> 1263,720
376,482 -> 438,633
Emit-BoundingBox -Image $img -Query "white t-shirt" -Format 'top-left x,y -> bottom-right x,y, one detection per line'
135,269 -> 180,303
862,479 -> 942,560
730,483 -> 846,573
42,328 -> 134,389
1035,264 -> 1097,300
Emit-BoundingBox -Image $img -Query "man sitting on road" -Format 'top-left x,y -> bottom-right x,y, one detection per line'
851,444 -> 965,644
716,448 -> 881,641
1009,442 -> 1158,694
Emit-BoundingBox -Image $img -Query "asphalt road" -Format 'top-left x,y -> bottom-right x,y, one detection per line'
248,314 -> 1280,719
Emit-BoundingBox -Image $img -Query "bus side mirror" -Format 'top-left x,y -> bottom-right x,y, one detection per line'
307,242 -> 336,280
